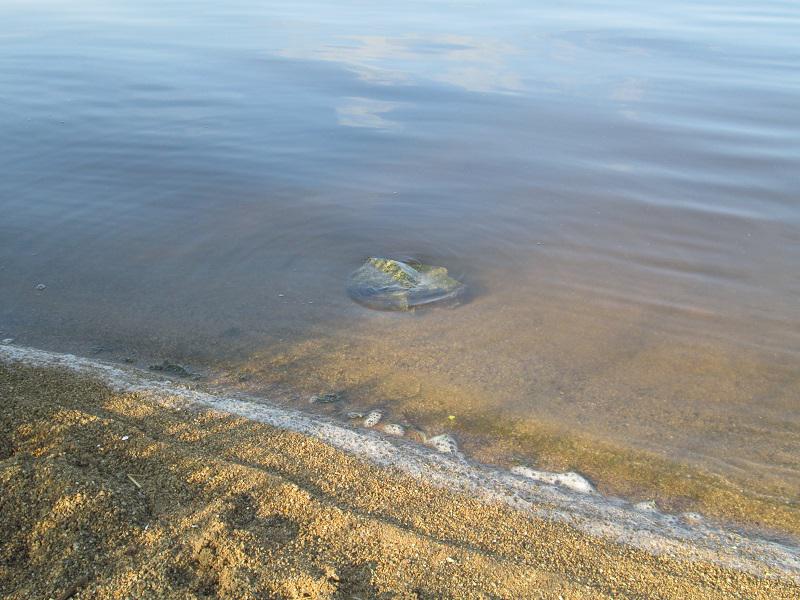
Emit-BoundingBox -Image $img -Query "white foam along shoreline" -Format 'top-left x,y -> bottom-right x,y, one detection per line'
1,343 -> 798,582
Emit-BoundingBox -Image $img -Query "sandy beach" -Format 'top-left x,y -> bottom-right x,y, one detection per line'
3,1 -> 799,598
1,358 -> 798,599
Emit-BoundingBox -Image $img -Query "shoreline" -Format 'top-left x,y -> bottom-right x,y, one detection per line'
215,333 -> 800,539
1,343 -> 799,597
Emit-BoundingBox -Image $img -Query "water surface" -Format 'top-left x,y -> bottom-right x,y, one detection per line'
1,0 -> 799,526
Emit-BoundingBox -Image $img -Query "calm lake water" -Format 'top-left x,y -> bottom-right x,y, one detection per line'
2,1 -> 799,514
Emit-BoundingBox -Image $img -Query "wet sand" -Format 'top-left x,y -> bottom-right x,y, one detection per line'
216,326 -> 800,539
1,362 -> 798,599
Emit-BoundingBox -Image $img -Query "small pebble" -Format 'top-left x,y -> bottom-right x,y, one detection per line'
35,283 -> 47,290
149,361 -> 192,378
633,501 -> 658,513
510,466 -> 596,495
363,410 -> 383,428
310,392 -> 341,404
426,434 -> 459,454
382,423 -> 405,437
346,412 -> 364,419
681,512 -> 705,524
121,435 -> 129,441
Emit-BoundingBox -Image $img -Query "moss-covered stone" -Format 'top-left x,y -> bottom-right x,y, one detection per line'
348,257 -> 465,311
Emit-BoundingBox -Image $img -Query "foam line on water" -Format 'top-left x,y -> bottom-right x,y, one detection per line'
1,343 -> 798,582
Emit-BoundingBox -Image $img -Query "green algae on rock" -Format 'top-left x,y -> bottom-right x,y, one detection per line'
347,257 -> 465,311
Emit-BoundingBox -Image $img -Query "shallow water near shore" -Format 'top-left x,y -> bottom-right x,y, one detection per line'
1,1 -> 799,531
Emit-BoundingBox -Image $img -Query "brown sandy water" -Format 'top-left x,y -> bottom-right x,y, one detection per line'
1,1 -> 799,533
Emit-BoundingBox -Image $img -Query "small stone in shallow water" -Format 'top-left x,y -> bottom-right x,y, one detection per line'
347,257 -> 466,311
35,283 -> 47,290
426,434 -> 459,454
382,423 -> 405,437
310,392 -> 341,404
633,501 -> 658,513
149,360 -> 192,378
403,426 -> 428,444
510,466 -> 596,495
1,338 -> 14,345
363,410 -> 383,428
346,412 -> 364,419
681,512 -> 705,525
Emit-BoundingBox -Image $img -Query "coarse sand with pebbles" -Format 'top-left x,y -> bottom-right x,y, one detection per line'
1,363 -> 798,599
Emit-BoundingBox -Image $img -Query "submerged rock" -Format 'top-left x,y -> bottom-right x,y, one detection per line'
382,423 -> 405,437
633,500 -> 658,513
310,392 -> 342,404
426,434 -> 459,454
149,360 -> 192,378
363,410 -> 384,428
347,257 -> 465,311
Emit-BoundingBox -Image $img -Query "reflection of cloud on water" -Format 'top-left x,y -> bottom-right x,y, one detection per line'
550,39 -> 582,63
612,78 -> 646,121
336,97 -> 401,130
611,78 -> 645,102
619,108 -> 641,121
437,66 -> 522,94
278,34 -> 522,94
606,162 -> 634,172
